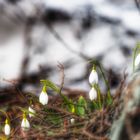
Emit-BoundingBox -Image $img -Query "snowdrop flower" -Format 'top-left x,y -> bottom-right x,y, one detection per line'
89,68 -> 98,85
39,85 -> 48,105
70,118 -> 75,124
89,87 -> 97,100
4,119 -> 11,136
28,106 -> 36,118
135,53 -> 140,68
21,113 -> 30,131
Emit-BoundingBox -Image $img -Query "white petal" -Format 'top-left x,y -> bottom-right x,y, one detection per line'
39,91 -> 48,105
70,118 -> 75,124
4,124 -> 10,136
21,118 -> 30,131
29,107 -> 36,118
89,70 -> 98,85
135,54 -> 140,68
89,87 -> 97,100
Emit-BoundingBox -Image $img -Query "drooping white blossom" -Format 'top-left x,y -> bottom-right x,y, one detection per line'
89,87 -> 97,100
21,115 -> 30,131
28,106 -> 36,118
70,118 -> 75,124
4,119 -> 11,136
39,91 -> 48,105
89,69 -> 98,85
135,53 -> 140,68
39,85 -> 48,105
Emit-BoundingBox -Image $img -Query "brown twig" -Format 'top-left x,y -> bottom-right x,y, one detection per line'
3,78 -> 29,106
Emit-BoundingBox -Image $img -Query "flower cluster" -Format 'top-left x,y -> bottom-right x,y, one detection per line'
1,60 -> 118,137
88,66 -> 98,101
2,84 -> 48,137
1,42 -> 140,137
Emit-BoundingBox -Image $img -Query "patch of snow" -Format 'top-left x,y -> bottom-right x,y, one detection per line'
45,0 -> 91,12
67,80 -> 89,91
17,0 -> 43,17
65,61 -> 87,81
121,10 -> 140,33
0,0 -> 139,90
94,2 -> 121,22
27,23 -> 83,74
102,48 -> 126,71
0,27 -> 24,80
82,25 -> 115,57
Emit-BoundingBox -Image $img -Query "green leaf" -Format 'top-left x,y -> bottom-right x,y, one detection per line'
106,97 -> 113,106
106,91 -> 113,106
66,99 -> 75,113
78,96 -> 87,107
76,107 -> 85,116
93,101 -> 99,109
40,79 -> 60,93
75,96 -> 86,116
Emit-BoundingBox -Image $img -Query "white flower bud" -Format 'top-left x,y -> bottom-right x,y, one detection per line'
89,87 -> 97,100
28,106 -> 36,118
135,53 -> 140,68
39,91 -> 48,105
4,119 -> 10,136
89,69 -> 98,85
4,124 -> 11,136
70,118 -> 75,124
21,117 -> 30,131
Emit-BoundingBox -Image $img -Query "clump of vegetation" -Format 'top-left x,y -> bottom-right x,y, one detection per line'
0,43 -> 140,140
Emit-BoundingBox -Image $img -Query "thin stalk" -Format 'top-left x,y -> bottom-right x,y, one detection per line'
133,42 -> 140,72
94,84 -> 102,109
98,63 -> 112,105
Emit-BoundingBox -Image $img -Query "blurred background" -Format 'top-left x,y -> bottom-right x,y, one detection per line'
0,0 -> 139,94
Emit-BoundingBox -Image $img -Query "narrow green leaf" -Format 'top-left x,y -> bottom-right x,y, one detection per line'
78,96 -> 87,107
75,96 -> 86,116
40,79 -> 60,93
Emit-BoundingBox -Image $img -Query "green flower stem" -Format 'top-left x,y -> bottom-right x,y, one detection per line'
40,80 -> 47,92
93,100 -> 98,109
98,64 -> 110,94
42,85 -> 47,93
133,42 -> 140,72
102,95 -> 105,108
92,65 -> 96,71
94,84 -> 102,109
23,111 -> 27,119
98,63 -> 112,105
5,118 -> 9,124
